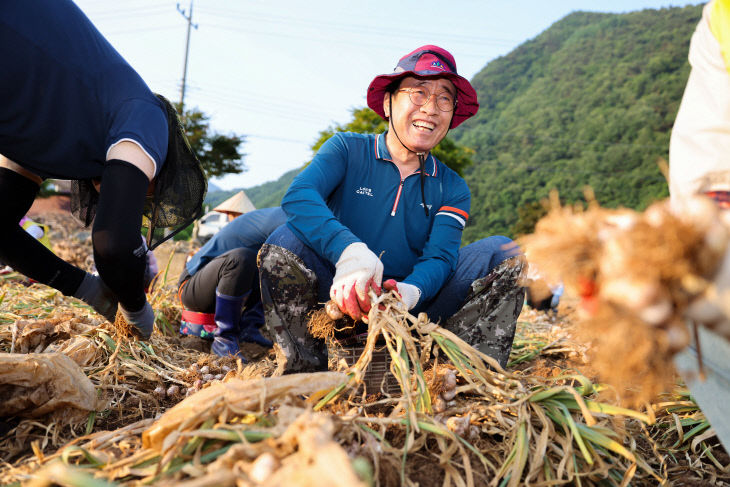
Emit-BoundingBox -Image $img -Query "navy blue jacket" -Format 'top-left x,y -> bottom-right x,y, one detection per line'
0,0 -> 167,179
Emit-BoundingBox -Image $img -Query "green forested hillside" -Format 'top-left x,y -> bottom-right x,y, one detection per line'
452,6 -> 701,242
244,168 -> 299,209
204,169 -> 298,210
226,5 -> 701,241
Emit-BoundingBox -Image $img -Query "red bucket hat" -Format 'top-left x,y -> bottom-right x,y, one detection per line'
367,45 -> 479,129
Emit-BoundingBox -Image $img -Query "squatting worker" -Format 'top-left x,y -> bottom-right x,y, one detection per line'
258,45 -> 526,373
0,1 -> 203,338
177,207 -> 287,359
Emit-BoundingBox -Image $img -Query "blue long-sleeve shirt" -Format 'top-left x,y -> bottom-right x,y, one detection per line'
185,207 -> 287,277
281,132 -> 471,304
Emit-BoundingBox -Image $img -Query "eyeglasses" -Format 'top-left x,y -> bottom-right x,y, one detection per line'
397,87 -> 456,112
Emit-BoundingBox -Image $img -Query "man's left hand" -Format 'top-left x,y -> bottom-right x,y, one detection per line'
383,279 -> 421,311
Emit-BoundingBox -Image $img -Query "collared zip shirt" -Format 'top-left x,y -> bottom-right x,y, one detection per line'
282,132 -> 471,303
391,178 -> 405,216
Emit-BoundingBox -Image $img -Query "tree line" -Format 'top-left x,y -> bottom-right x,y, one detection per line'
204,5 -> 703,244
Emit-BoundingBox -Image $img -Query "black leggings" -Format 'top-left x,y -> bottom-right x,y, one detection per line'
178,247 -> 259,313
0,168 -> 86,294
0,160 -> 149,310
92,160 -> 149,311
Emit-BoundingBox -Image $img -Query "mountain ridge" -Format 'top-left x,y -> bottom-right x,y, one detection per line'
211,5 -> 702,243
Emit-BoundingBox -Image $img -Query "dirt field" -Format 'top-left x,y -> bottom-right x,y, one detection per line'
151,239 -> 194,285
27,194 -> 71,216
1,199 -> 728,486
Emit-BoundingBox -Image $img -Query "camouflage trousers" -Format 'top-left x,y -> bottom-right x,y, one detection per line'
258,243 -> 328,373
441,256 -> 525,368
259,225 -> 525,373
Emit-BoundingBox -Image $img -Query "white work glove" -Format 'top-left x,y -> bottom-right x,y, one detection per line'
330,242 -> 383,321
383,279 -> 421,311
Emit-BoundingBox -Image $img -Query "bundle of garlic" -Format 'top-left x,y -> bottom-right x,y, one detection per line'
520,196 -> 728,404
427,366 -> 458,413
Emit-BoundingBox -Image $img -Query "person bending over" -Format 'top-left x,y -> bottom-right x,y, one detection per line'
0,1 -> 204,338
178,207 -> 286,359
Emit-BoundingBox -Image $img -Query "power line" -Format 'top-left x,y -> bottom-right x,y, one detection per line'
203,22 -> 512,58
177,0 -> 198,111
82,4 -> 170,19
246,134 -> 312,145
195,6 -> 520,46
104,24 -> 180,36
184,84 -> 336,119
188,90 -> 329,124
189,80 -> 335,111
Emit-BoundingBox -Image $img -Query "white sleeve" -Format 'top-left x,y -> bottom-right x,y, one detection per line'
669,2 -> 730,205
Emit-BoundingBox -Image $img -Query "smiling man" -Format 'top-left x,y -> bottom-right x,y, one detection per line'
258,46 -> 525,373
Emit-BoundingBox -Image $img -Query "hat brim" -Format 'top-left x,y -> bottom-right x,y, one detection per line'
367,70 -> 478,129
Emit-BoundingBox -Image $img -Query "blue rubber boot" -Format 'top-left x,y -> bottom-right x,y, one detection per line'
239,301 -> 274,348
211,291 -> 248,361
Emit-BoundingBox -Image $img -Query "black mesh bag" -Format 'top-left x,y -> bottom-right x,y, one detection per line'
70,95 -> 206,249
70,179 -> 100,227
144,94 -> 207,249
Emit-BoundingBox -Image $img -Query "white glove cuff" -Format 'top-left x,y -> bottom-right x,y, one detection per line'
337,242 -> 369,264
399,282 -> 421,310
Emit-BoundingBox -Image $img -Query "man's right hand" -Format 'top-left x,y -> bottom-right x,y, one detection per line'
330,242 -> 383,321
383,279 -> 421,311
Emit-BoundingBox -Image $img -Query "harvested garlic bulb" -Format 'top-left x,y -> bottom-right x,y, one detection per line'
432,396 -> 446,413
249,453 -> 279,484
325,300 -> 344,320
446,415 -> 470,437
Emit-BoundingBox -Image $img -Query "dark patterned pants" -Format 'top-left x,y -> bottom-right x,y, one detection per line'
258,225 -> 525,372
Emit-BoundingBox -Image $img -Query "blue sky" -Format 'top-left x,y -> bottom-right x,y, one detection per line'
74,0 -> 703,190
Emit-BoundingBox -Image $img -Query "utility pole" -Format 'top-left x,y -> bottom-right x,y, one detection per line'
177,0 -> 198,114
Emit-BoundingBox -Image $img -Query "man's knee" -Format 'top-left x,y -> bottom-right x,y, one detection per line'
259,244 -> 314,284
444,258 -> 526,368
466,235 -> 521,270
263,224 -> 305,254
221,247 -> 257,273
